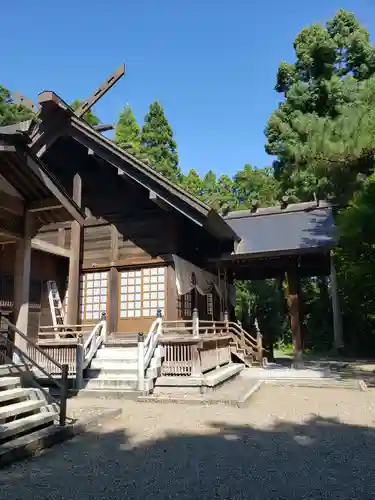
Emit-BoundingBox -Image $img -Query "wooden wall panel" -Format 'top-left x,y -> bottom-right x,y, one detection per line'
0,246 -> 68,336
82,224 -> 111,268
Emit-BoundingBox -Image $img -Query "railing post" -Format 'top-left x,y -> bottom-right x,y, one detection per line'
137,332 -> 145,391
100,311 -> 107,343
75,333 -> 84,391
216,339 -> 220,368
191,273 -> 199,338
191,343 -> 202,377
224,310 -> 229,333
60,363 -> 69,426
192,309 -> 199,338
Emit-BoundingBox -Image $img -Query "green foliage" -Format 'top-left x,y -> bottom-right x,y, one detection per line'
140,101 -> 181,183
70,99 -> 100,127
114,104 -> 141,157
233,164 -> 279,209
266,9 -> 375,202
0,86 -> 34,126
263,9 -> 375,355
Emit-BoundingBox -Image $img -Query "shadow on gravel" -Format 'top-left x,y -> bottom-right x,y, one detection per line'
1,415 -> 375,499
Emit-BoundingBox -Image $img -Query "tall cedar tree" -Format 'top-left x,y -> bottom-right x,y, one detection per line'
140,101 -> 180,182
114,104 -> 141,157
265,9 -> 375,202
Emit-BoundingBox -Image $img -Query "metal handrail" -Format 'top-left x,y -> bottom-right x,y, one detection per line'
1,316 -> 68,426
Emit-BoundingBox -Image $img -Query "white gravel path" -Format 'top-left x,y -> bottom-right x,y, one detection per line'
1,386 -> 375,499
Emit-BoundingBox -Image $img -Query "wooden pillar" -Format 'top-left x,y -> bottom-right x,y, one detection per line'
285,265 -> 303,368
330,251 -> 344,351
13,211 -> 33,355
166,265 -> 178,321
191,273 -> 199,337
67,174 -> 82,325
108,225 -> 119,335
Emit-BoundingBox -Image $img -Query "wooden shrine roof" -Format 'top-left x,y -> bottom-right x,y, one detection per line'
29,91 -> 238,245
0,124 -> 85,241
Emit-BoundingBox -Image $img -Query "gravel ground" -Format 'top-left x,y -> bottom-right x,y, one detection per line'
66,399 -> 112,422
2,386 -> 375,499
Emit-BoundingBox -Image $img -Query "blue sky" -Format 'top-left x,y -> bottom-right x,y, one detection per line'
2,1 -> 375,177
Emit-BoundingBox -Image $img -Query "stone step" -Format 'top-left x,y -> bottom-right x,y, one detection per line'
90,358 -> 137,370
0,388 -> 29,404
85,368 -> 138,378
0,399 -> 45,421
0,377 -> 20,390
82,375 -> 154,392
0,424 -> 58,467
95,348 -> 138,360
0,411 -> 57,441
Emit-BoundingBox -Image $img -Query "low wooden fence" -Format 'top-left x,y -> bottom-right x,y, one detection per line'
160,335 -> 232,377
27,340 -> 78,376
162,319 -> 263,364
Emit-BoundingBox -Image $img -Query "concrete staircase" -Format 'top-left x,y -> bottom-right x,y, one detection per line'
81,342 -> 162,396
0,369 -> 58,463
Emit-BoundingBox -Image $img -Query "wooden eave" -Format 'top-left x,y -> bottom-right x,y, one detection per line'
0,134 -> 85,226
33,91 -> 238,243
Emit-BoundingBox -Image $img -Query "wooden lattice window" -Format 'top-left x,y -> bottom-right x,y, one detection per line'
177,291 -> 192,317
120,267 -> 165,319
80,272 -> 108,321
206,293 -> 213,316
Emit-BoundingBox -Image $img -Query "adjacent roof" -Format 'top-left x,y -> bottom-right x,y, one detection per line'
224,201 -> 336,259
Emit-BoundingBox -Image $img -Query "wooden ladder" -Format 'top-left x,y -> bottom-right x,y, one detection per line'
46,280 -> 65,327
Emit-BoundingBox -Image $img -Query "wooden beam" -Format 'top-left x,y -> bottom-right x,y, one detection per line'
108,225 -> 119,334
66,174 -> 82,325
0,228 -> 22,241
0,191 -> 24,216
26,157 -> 85,225
28,197 -> 63,212
29,101 -> 69,158
75,64 -> 125,118
31,238 -> 71,258
0,143 -> 16,152
149,190 -> 170,211
57,228 -> 66,247
94,124 -> 114,133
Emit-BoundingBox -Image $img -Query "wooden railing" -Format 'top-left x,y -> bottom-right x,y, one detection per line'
38,323 -> 96,340
75,317 -> 107,390
161,319 -> 263,364
33,318 -> 107,390
137,311 -> 163,390
27,341 -> 77,376
0,315 -> 68,426
160,335 -> 232,377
